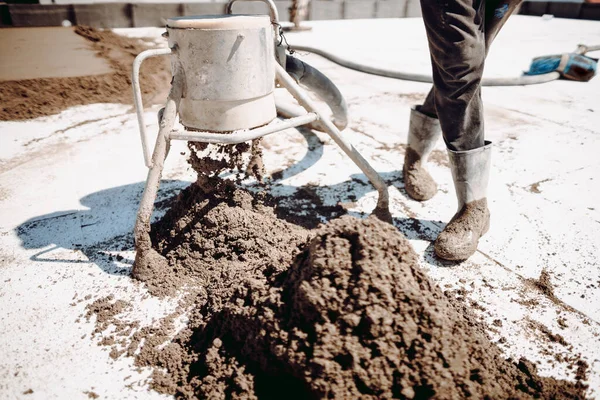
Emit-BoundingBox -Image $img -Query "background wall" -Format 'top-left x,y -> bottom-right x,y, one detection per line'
1,0 -> 598,28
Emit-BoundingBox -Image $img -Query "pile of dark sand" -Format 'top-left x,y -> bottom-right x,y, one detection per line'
136,174 -> 310,297
129,182 -> 586,398
132,140 -> 291,297
83,129 -> 585,398
0,26 -> 170,121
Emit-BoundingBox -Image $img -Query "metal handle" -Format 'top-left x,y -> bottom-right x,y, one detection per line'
275,63 -> 390,217
225,0 -> 282,60
132,48 -> 173,168
225,0 -> 280,24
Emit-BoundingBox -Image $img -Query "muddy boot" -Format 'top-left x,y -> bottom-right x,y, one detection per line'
403,106 -> 442,201
434,141 -> 492,261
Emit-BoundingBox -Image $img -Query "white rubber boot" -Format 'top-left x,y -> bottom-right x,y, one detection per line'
403,106 -> 442,201
435,141 -> 492,261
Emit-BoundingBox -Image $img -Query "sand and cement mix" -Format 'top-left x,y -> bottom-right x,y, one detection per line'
82,142 -> 587,399
0,26 -> 170,121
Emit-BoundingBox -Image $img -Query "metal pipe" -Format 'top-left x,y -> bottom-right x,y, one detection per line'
134,70 -> 183,255
132,48 -> 173,168
276,102 -> 326,131
168,113 -> 319,143
275,63 -> 391,220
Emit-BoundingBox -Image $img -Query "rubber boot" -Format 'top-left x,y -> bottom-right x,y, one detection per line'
403,106 -> 442,201
434,141 -> 492,261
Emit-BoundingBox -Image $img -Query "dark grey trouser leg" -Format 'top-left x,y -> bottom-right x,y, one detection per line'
418,0 -> 522,151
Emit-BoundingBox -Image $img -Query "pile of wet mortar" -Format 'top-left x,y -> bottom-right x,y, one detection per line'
130,158 -> 585,398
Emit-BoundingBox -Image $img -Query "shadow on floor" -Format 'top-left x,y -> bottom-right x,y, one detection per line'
14,179 -> 190,276
15,129 -> 454,276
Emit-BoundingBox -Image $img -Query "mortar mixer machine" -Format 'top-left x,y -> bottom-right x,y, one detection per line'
130,0 -> 390,278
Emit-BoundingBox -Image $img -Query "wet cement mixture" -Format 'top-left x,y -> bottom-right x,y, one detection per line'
83,143 -> 589,399
0,26 -> 170,121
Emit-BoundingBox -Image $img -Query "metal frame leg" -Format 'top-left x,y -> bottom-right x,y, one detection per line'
275,63 -> 391,221
133,73 -> 184,279
132,48 -> 173,168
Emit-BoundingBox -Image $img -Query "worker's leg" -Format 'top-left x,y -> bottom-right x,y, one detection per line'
403,0 -> 482,203
417,0 -> 488,260
418,0 -> 522,120
421,0 -> 487,151
404,0 -> 521,210
403,103 -> 441,201
403,0 -> 485,203
401,46 -> 441,201
424,0 -> 522,260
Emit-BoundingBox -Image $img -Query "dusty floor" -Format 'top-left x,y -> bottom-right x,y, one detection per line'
0,16 -> 599,399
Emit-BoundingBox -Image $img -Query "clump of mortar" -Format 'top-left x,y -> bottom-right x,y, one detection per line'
188,139 -> 265,182
133,140 -> 296,297
134,209 -> 586,398
128,124 -> 585,398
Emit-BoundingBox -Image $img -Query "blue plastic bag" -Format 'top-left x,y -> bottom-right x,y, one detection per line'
526,53 -> 597,82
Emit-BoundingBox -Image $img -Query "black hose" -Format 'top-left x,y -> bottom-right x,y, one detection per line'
285,55 -> 349,130
292,44 -> 562,87
277,44 -> 595,132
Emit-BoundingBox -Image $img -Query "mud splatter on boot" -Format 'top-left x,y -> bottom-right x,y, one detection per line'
403,106 -> 441,201
435,141 -> 493,261
403,147 -> 438,201
435,198 -> 490,261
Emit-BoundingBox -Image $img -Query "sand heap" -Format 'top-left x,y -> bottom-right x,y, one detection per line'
126,118 -> 586,398
137,174 -> 310,297
132,186 -> 585,398
0,26 -> 170,121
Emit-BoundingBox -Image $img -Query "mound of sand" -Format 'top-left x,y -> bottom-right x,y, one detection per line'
132,191 -> 585,398
0,26 -> 170,121
135,175 -> 310,297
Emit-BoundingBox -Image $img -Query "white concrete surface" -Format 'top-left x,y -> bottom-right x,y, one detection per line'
1,16 -> 599,399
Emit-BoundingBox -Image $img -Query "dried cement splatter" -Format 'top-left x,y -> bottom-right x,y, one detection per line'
530,269 -> 556,299
528,319 -> 571,348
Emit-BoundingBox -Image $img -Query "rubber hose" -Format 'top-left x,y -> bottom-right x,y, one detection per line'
292,44 -> 562,87
285,55 -> 349,130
